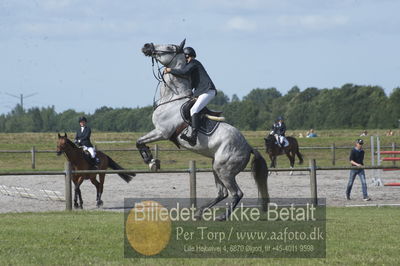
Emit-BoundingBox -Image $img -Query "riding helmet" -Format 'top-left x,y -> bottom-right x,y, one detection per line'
356,139 -> 364,145
183,47 -> 196,58
78,116 -> 87,123
276,116 -> 284,121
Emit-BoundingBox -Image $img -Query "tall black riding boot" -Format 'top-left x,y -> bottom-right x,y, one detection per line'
94,156 -> 100,166
181,113 -> 199,146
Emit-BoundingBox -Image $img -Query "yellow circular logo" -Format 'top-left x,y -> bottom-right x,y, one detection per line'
125,200 -> 171,256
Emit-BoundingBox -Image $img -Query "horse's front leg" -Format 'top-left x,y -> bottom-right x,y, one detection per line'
74,176 -> 84,209
73,176 -> 80,208
136,128 -> 166,171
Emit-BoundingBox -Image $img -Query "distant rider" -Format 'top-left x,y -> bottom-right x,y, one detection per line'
74,116 -> 100,166
164,46 -> 217,146
270,116 -> 288,148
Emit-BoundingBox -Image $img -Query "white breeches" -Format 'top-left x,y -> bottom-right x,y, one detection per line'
190,90 -> 216,116
83,146 -> 96,158
274,135 -> 289,147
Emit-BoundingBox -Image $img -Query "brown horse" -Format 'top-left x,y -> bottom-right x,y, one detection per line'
264,134 -> 304,175
56,133 -> 134,208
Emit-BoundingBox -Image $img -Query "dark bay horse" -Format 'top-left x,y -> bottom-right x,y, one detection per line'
56,133 -> 134,208
264,134 -> 304,175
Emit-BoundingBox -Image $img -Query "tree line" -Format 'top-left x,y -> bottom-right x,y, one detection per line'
1,84 -> 399,133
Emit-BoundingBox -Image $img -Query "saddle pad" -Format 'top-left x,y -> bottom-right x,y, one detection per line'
180,106 -> 220,136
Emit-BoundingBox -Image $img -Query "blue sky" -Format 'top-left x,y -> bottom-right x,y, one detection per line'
1,0 -> 399,115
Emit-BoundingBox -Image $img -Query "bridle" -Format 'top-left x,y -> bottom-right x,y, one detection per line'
147,43 -> 191,110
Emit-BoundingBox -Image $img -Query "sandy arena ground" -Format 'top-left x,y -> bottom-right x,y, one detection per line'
0,169 -> 399,213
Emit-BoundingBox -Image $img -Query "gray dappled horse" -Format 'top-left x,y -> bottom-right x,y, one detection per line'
136,40 -> 269,220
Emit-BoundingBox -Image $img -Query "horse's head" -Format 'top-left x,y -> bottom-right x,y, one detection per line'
142,39 -> 186,67
56,133 -> 70,156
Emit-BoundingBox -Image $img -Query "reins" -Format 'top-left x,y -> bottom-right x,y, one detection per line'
148,44 -> 191,110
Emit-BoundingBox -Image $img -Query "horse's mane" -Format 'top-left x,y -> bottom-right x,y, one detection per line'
65,137 -> 78,149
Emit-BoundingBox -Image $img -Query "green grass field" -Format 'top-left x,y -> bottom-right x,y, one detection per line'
0,207 -> 399,265
0,130 -> 399,171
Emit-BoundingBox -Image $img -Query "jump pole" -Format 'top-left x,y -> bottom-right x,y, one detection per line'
370,136 -> 375,167
372,136 -> 383,186
379,143 -> 400,186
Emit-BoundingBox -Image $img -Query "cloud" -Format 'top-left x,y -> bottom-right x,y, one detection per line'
38,0 -> 75,10
225,16 -> 257,32
16,19 -> 138,39
277,15 -> 349,31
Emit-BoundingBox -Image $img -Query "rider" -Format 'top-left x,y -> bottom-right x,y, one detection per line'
270,116 -> 288,148
74,116 -> 100,166
164,47 -> 217,146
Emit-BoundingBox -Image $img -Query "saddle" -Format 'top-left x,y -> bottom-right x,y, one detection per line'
180,98 -> 222,135
264,135 -> 288,155
169,98 -> 223,148
81,149 -> 97,168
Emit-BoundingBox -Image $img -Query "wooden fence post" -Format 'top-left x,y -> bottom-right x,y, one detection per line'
331,143 -> 336,165
309,159 -> 318,205
31,146 -> 36,169
64,162 -> 72,211
154,144 -> 159,159
189,160 -> 197,208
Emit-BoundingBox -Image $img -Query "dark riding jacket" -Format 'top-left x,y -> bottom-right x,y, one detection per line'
271,122 -> 286,136
170,59 -> 216,97
75,126 -> 93,147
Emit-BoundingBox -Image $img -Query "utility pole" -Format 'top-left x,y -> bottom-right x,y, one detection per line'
5,92 -> 38,110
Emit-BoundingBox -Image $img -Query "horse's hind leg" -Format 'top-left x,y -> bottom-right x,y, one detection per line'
195,170 -> 228,219
216,175 -> 243,221
212,159 -> 244,221
286,152 -> 295,175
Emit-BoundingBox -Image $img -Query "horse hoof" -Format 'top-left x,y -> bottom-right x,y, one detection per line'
97,200 -> 103,207
148,159 -> 160,172
194,211 -> 202,221
79,205 -> 83,209
216,214 -> 227,221
149,162 -> 157,172
74,203 -> 79,209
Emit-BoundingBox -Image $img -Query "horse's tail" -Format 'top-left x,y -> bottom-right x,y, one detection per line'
289,137 -> 304,165
293,139 -> 304,165
296,149 -> 304,165
250,148 -> 269,210
107,156 -> 135,183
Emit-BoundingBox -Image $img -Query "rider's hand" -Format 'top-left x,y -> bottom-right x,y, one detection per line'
164,68 -> 171,73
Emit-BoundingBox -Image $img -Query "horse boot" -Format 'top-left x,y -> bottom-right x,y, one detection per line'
181,113 -> 199,146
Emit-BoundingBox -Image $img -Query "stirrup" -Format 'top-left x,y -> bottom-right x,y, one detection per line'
180,133 -> 197,146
